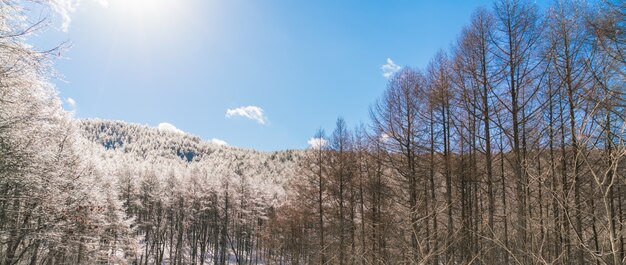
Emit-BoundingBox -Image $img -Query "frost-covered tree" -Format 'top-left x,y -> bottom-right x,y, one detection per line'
0,1 -> 127,264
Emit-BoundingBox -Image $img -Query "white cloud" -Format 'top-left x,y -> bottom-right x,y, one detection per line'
64,97 -> 77,115
226,106 -> 267,125
381,58 -> 401,78
65,97 -> 76,109
210,138 -> 228,146
50,0 -> 79,32
49,0 -> 108,32
307,137 -> 328,149
158,122 -> 184,134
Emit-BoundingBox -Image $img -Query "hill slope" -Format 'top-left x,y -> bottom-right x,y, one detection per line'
79,119 -> 300,189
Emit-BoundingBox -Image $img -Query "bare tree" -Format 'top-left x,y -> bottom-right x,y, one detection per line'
371,68 -> 428,263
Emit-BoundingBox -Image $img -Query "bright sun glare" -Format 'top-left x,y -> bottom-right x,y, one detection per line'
109,0 -> 182,25
124,0 -> 173,13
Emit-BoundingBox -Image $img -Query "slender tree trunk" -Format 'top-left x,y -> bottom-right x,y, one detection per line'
481,51 -> 495,263
317,138 -> 326,265
429,110 -> 439,265
443,96 -> 453,264
500,133 -> 510,265
559,93 -> 571,264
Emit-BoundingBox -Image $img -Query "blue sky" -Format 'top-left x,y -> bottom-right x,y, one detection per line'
38,0 -> 531,151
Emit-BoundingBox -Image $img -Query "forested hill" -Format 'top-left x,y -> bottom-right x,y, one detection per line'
46,119 -> 303,264
79,119 -> 299,188
80,119 -> 212,162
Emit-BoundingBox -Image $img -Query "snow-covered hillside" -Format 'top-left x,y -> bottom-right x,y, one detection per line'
79,119 -> 300,192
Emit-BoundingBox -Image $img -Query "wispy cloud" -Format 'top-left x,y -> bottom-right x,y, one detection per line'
307,137 -> 328,149
226,106 -> 267,125
158,122 -> 184,134
50,0 -> 78,32
50,0 -> 109,32
381,58 -> 401,78
210,138 -> 228,146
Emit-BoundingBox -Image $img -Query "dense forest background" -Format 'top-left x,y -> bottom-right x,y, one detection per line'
2,0 -> 626,264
